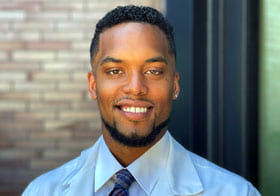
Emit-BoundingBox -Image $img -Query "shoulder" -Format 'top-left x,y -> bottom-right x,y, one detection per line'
188,151 -> 259,195
22,140 -> 101,196
169,137 -> 261,195
22,156 -> 80,196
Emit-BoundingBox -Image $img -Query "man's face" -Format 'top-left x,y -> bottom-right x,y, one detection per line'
88,22 -> 179,146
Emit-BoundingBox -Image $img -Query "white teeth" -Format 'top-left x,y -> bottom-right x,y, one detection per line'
122,107 -> 147,113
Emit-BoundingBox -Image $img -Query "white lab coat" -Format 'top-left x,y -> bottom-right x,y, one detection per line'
22,133 -> 261,196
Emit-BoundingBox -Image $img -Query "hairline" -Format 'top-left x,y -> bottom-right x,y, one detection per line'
90,21 -> 176,66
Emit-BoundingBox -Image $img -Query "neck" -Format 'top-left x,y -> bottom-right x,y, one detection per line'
102,128 -> 166,167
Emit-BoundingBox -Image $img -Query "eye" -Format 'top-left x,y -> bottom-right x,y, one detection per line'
107,69 -> 124,75
145,69 -> 163,75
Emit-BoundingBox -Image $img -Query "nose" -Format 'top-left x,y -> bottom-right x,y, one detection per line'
122,71 -> 148,96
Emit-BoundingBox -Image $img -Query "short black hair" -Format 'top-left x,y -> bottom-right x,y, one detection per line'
89,5 -> 176,61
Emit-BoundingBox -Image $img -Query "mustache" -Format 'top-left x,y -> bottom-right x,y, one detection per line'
112,96 -> 155,106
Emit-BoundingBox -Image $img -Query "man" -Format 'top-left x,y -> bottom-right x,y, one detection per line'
22,5 -> 261,196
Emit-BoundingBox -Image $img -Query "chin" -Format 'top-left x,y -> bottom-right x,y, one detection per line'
102,117 -> 169,147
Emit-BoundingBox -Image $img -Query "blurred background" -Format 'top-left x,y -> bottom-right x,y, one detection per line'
0,0 -> 279,196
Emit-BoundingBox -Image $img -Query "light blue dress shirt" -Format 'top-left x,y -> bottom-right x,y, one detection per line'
95,130 -> 169,195
22,131 -> 261,196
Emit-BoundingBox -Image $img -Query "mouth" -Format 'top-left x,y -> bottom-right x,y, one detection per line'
114,99 -> 154,120
117,106 -> 152,113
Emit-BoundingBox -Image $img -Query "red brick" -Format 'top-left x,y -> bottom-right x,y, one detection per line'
43,62 -> 87,71
15,140 -> 56,149
0,129 -> 27,140
0,141 -> 13,148
0,72 -> 26,81
0,92 -> 41,100
29,101 -> 70,111
42,2 -> 83,10
29,159 -> 66,170
14,82 -> 56,91
73,128 -> 101,140
0,101 -> 26,111
0,82 -> 10,92
43,92 -> 82,101
0,23 -> 10,31
0,10 -> 26,21
56,50 -> 88,62
0,169 -> 43,185
0,120 -> 41,131
57,22 -> 92,31
57,140 -> 93,150
12,51 -> 55,61
0,51 -> 9,61
59,110 -> 98,120
73,72 -> 88,82
0,42 -> 23,50
58,82 -> 87,91
30,72 -> 71,81
71,41 -> 89,50
42,31 -> 84,41
19,31 -> 41,41
25,41 -> 70,50
0,149 -> 39,160
43,150 -> 80,160
30,130 -> 72,140
0,2 -> 42,11
71,101 -> 98,110
0,62 -> 41,71
14,111 -> 55,120
43,120 -> 80,131
13,21 -> 55,30
71,11 -> 104,21
0,191 -> 22,196
0,32 -> 17,41
28,11 -> 69,20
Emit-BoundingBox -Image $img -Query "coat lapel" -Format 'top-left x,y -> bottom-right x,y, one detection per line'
61,138 -> 101,196
152,134 -> 204,196
59,134 -> 203,196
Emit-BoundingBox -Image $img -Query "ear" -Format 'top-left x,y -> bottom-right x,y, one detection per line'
173,72 -> 180,100
87,72 -> 97,99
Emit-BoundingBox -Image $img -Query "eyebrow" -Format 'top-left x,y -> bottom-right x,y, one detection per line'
100,56 -> 123,66
145,56 -> 168,65
100,56 -> 168,66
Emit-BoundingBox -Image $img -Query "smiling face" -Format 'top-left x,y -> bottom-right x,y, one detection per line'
88,22 -> 180,147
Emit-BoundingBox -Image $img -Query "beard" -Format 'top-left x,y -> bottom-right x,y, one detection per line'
101,117 -> 169,147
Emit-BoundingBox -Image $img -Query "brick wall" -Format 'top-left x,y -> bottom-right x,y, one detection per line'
0,1 -> 164,195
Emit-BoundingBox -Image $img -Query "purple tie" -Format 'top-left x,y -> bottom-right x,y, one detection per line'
109,169 -> 135,196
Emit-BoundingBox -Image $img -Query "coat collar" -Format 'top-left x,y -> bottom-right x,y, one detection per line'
61,138 -> 102,196
162,132 -> 204,195
60,133 -> 204,196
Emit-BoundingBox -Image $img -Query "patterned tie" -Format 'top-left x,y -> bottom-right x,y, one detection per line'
109,169 -> 135,196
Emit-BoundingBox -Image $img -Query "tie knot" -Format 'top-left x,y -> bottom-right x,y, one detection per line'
114,169 -> 135,190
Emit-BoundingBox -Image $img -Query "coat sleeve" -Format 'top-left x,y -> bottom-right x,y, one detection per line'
248,185 -> 262,196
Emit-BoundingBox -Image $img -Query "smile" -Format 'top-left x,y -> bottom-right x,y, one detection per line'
122,107 -> 148,113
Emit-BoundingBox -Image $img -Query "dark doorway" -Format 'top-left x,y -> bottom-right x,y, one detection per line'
167,0 -> 259,187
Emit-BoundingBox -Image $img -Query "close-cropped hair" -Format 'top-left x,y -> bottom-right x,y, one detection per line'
89,5 -> 176,61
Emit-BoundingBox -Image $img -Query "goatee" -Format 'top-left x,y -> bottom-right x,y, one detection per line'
102,117 -> 169,147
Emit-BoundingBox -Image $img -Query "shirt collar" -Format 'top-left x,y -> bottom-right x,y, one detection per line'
128,131 -> 170,195
94,136 -> 123,192
94,132 -> 170,195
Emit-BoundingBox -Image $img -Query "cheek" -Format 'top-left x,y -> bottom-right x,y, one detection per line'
95,82 -> 115,109
151,83 -> 173,108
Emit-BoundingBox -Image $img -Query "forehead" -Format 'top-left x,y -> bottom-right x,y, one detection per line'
94,22 -> 171,63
